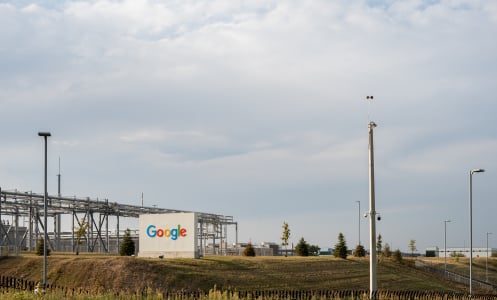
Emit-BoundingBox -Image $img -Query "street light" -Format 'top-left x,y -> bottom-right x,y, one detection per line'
469,168 -> 484,296
444,220 -> 451,274
38,132 -> 51,291
356,201 -> 361,246
487,232 -> 492,282
368,118 -> 377,298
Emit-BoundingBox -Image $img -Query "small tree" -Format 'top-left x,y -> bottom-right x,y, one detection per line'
119,228 -> 136,256
408,239 -> 417,257
376,234 -> 383,255
383,243 -> 391,257
243,242 -> 256,257
75,220 -> 88,255
334,233 -> 348,259
354,244 -> 366,257
393,249 -> 403,263
309,244 -> 321,256
295,237 -> 309,256
281,222 -> 291,257
35,238 -> 50,256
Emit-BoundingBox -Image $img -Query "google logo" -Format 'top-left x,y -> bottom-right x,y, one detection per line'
146,224 -> 187,240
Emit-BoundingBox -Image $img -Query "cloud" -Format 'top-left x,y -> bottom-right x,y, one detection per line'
1,0 -> 497,251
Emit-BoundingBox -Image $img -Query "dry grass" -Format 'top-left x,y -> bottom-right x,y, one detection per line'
0,253 -> 484,295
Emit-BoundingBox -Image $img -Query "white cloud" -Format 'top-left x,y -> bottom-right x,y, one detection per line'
1,0 -> 497,251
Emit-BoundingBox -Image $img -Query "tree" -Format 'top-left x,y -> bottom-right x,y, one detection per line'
408,239 -> 417,257
295,237 -> 309,256
334,233 -> 348,259
35,238 -> 50,256
119,228 -> 136,256
393,249 -> 403,263
75,220 -> 88,255
309,244 -> 321,256
383,243 -> 391,257
376,234 -> 383,255
281,222 -> 291,257
243,242 -> 256,257
354,244 -> 366,257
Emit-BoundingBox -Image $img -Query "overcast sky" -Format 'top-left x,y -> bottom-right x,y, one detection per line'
1,0 -> 497,253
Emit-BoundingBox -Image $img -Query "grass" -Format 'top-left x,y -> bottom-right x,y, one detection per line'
1,253 -> 495,298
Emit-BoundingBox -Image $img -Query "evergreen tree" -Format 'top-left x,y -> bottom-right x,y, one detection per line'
383,243 -> 391,257
309,244 -> 321,256
393,249 -> 403,263
334,232 -> 348,259
35,238 -> 50,256
354,244 -> 366,257
243,242 -> 256,256
295,237 -> 309,256
119,228 -> 135,256
281,222 -> 291,257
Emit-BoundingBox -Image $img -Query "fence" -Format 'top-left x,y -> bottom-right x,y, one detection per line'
2,275 -> 497,299
415,260 -> 497,292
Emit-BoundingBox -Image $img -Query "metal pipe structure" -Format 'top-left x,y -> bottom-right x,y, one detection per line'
38,132 -> 51,291
487,232 -> 492,282
0,189 -> 237,256
444,220 -> 451,274
368,120 -> 377,298
469,168 -> 484,296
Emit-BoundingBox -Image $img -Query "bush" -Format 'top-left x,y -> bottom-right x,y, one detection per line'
354,244 -> 366,257
393,249 -> 402,263
119,228 -> 135,256
35,238 -> 50,256
243,242 -> 256,256
295,238 -> 310,256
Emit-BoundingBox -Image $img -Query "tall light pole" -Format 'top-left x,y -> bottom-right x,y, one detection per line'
444,220 -> 451,274
356,200 -> 361,246
469,168 -> 484,296
367,114 -> 377,298
487,232 -> 492,282
38,132 -> 51,291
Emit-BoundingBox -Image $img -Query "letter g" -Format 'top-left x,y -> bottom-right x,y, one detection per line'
146,225 -> 156,237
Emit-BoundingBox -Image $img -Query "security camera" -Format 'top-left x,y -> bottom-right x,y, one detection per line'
377,215 -> 381,221
364,213 -> 368,218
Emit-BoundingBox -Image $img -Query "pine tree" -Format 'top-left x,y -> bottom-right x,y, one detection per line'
408,239 -> 417,257
35,238 -> 50,256
119,228 -> 135,256
334,232 -> 348,259
393,249 -> 403,263
243,242 -> 256,256
354,244 -> 366,257
295,237 -> 309,256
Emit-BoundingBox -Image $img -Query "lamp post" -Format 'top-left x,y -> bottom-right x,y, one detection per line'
469,168 -> 484,296
368,118 -> 377,298
38,132 -> 51,291
444,220 -> 451,274
356,200 -> 361,246
487,232 -> 492,282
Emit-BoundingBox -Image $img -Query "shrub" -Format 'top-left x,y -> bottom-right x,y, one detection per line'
35,238 -> 50,256
119,228 -> 135,256
354,244 -> 366,257
243,242 -> 256,256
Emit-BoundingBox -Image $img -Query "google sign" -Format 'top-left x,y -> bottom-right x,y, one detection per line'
146,224 -> 187,240
139,213 -> 198,258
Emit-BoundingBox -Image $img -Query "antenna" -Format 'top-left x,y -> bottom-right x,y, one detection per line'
57,157 -> 61,197
366,95 -> 374,122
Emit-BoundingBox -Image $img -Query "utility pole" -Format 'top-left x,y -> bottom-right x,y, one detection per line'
367,95 -> 377,298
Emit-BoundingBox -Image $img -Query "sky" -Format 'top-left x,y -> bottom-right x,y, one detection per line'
1,0 -> 497,254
